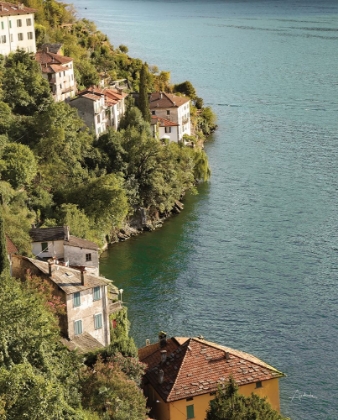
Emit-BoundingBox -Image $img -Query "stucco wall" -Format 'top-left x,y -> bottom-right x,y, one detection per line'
31,240 -> 64,260
0,13 -> 36,56
64,244 -> 99,274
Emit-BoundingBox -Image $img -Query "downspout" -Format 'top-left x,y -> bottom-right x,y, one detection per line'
102,284 -> 110,346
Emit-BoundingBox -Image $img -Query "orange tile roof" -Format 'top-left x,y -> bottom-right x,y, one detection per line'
0,2 -> 37,16
35,51 -> 72,66
151,116 -> 179,127
150,92 -> 190,109
139,337 -> 284,403
76,87 -> 127,106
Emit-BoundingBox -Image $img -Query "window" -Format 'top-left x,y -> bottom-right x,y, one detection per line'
94,313 -> 103,329
74,319 -> 82,335
166,110 -> 170,115
26,18 -> 32,26
0,35 -> 6,44
73,291 -> 81,307
165,127 -> 171,134
151,111 -> 155,115
9,20 -> 12,29
18,33 -> 24,41
41,242 -> 48,252
97,114 -> 100,123
255,381 -> 263,389
1,22 -> 4,30
10,34 -> 13,42
186,397 -> 193,401
17,19 -> 22,27
27,32 -> 33,40
186,405 -> 194,419
85,253 -> 92,262
93,286 -> 101,301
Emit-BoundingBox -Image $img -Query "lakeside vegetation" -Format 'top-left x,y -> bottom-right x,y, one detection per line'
0,0 -> 216,256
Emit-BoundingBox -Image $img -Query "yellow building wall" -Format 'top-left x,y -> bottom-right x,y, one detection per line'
148,378 -> 280,420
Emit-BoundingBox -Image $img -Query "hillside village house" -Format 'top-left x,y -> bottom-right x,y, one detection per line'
70,87 -> 128,137
151,116 -> 180,143
12,255 -> 119,351
35,46 -> 76,102
29,226 -> 100,276
0,1 -> 36,56
149,92 -> 191,142
139,335 -> 285,420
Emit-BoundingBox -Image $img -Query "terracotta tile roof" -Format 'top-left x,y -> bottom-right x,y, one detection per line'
35,51 -> 72,65
0,1 -> 37,16
151,116 -> 179,127
25,257 -> 111,294
77,87 -> 127,107
149,92 -> 190,109
61,332 -> 103,352
6,235 -> 18,254
139,337 -> 284,402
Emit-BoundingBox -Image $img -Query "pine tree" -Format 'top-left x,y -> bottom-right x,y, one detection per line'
138,63 -> 151,123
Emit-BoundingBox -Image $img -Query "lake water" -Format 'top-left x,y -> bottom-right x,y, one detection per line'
72,1 -> 338,418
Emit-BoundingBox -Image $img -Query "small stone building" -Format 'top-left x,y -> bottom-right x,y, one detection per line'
29,226 -> 100,276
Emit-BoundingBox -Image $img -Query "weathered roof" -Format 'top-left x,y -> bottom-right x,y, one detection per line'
139,337 -> 284,403
29,227 -> 99,251
151,116 -> 179,127
61,332 -> 103,352
0,1 -> 37,16
26,257 -> 111,294
149,92 -> 190,109
6,235 -> 18,254
65,235 -> 99,251
41,43 -> 63,54
76,87 -> 127,106
29,226 -> 65,242
35,50 -> 72,66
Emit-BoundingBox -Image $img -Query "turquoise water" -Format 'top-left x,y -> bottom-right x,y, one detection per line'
73,1 -> 338,418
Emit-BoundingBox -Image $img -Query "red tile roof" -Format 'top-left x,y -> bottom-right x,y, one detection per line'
139,337 -> 284,402
35,51 -> 73,74
151,116 -> 179,127
76,87 -> 127,106
0,2 -> 37,16
149,92 -> 190,109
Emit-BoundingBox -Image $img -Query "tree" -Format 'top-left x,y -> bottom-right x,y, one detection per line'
205,378 -> 289,420
0,208 -> 9,275
173,80 -> 196,99
138,63 -> 151,123
0,143 -> 37,189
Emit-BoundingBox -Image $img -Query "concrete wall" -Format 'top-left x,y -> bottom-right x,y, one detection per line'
0,13 -> 36,56
52,63 -> 76,102
66,284 -> 110,346
31,240 -> 64,260
151,102 -> 190,141
70,96 -> 106,137
158,126 -> 179,143
64,244 -> 99,275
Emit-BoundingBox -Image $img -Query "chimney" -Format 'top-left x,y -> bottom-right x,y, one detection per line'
158,331 -> 167,348
160,92 -> 163,99
160,350 -> 167,363
64,226 -> 70,241
79,266 -> 87,286
225,352 -> 230,361
48,259 -> 55,276
158,369 -> 164,384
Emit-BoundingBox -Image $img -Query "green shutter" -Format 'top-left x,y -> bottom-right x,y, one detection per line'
93,286 -> 101,301
73,292 -> 81,307
94,313 -> 102,329
186,405 -> 194,419
74,320 -> 82,335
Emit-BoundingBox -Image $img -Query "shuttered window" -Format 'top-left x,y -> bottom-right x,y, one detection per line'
186,405 -> 194,419
74,320 -> 82,335
93,286 -> 101,301
73,292 -> 81,307
94,313 -> 102,329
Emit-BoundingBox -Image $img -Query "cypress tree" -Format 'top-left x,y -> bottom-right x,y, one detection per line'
0,207 -> 9,275
138,63 -> 151,123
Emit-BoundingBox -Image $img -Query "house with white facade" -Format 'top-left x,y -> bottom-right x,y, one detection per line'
149,92 -> 191,141
29,226 -> 100,276
70,87 -> 128,137
35,47 -> 76,102
12,255 -> 119,351
0,1 -> 36,56
151,115 -> 180,142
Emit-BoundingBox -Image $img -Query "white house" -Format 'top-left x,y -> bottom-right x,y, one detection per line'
29,226 -> 100,276
149,92 -> 191,141
70,87 -> 128,137
12,255 -> 118,350
151,115 -> 179,143
0,1 -> 36,56
35,47 -> 76,102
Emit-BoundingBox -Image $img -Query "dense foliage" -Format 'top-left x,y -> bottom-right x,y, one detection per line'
205,378 -> 289,420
